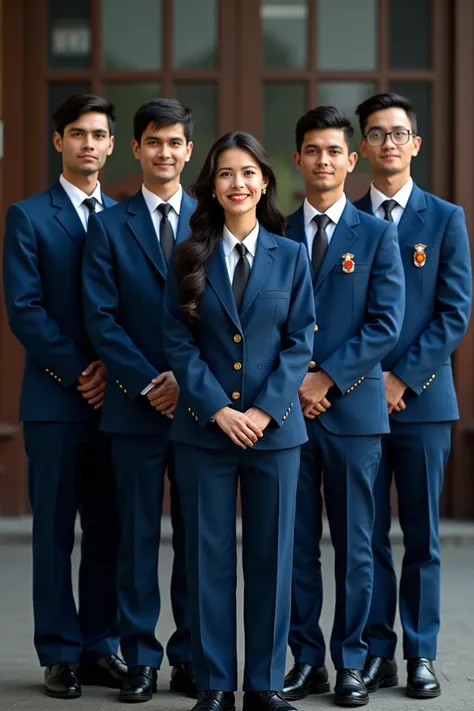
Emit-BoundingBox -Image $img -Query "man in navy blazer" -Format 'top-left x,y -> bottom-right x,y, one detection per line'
83,98 -> 197,703
283,107 -> 405,708
3,95 -> 125,698
353,93 -> 472,699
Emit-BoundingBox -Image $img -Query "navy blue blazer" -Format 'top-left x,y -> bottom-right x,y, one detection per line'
3,181 -> 116,422
162,227 -> 315,450
286,200 -> 405,436
355,184 -> 472,423
82,189 -> 196,436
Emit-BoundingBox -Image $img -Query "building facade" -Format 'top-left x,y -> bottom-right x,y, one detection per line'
1,0 -> 474,517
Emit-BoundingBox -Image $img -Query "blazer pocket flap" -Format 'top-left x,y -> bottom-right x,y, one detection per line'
259,289 -> 291,299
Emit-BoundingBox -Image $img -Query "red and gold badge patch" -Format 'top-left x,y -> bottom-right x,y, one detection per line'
342,253 -> 355,274
413,243 -> 427,268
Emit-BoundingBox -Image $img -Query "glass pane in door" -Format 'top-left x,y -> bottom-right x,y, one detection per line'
261,0 -> 308,69
173,0 -> 218,69
102,0 -> 162,69
263,83 -> 306,215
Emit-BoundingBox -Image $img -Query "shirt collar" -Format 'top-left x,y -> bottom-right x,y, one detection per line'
141,183 -> 182,216
222,222 -> 260,258
370,177 -> 413,214
59,174 -> 103,209
303,193 -> 347,228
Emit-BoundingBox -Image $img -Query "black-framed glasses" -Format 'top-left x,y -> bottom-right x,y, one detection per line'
365,127 -> 415,147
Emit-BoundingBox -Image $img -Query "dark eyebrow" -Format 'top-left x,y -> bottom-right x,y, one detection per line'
304,143 -> 343,150
218,165 -> 257,171
67,126 -> 108,134
367,125 -> 410,131
145,135 -> 184,142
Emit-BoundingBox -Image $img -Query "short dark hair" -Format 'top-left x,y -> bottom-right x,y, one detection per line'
355,92 -> 418,135
295,106 -> 354,152
52,94 -> 115,136
133,98 -> 193,144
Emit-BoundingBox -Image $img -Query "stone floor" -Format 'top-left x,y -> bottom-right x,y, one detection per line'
0,539 -> 473,710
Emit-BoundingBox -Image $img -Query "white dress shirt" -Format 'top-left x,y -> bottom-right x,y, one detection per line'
370,177 -> 413,224
141,183 -> 182,241
222,222 -> 259,283
59,174 -> 104,231
303,194 -> 347,255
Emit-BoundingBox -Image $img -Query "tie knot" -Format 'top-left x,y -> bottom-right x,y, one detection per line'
82,197 -> 97,213
381,199 -> 398,220
314,213 -> 331,230
235,242 -> 248,257
158,202 -> 171,217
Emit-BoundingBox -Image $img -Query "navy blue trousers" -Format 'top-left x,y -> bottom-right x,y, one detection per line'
111,434 -> 191,668
365,420 -> 451,660
174,442 -> 300,692
289,418 -> 381,670
24,421 -> 119,666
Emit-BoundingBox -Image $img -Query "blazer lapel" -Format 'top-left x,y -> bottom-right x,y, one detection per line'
206,240 -> 241,330
355,190 -> 373,216
286,205 -> 314,284
397,183 -> 426,250
102,193 -> 115,209
239,227 -> 277,321
314,201 -> 359,291
126,191 -> 167,279
50,181 -> 85,247
176,191 -> 195,245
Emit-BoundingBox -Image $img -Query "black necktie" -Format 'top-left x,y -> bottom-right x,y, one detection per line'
312,214 -> 331,275
158,203 -> 175,266
82,197 -> 97,214
232,243 -> 251,311
381,199 -> 398,222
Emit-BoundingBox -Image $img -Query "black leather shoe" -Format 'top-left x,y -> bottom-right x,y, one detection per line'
243,691 -> 298,711
282,663 -> 330,700
44,662 -> 82,699
334,670 -> 368,707
362,656 -> 398,693
119,666 -> 157,703
80,654 -> 128,688
191,691 -> 235,710
406,658 -> 441,699
170,662 -> 198,698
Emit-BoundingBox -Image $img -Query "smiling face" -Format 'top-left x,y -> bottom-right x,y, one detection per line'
360,107 -> 421,180
214,147 -> 268,221
294,127 -> 358,199
132,122 -> 193,188
53,111 -> 114,178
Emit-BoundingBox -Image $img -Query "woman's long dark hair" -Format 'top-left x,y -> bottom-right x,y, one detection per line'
176,131 -> 285,324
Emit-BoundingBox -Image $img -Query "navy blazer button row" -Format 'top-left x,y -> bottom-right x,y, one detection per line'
423,373 -> 436,390
346,376 -> 365,394
45,368 -> 62,383
115,378 -> 128,394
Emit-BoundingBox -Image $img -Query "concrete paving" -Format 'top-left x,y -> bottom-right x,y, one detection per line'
0,540 -> 473,710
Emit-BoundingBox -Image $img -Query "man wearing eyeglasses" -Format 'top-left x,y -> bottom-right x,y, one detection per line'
354,93 -> 472,700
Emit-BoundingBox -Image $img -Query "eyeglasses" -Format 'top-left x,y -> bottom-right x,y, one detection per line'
364,128 -> 415,147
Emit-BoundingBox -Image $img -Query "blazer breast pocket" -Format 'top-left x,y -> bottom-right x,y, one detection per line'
331,262 -> 369,277
259,289 -> 291,299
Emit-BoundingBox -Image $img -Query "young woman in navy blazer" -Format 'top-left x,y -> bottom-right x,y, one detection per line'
163,132 -> 315,711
